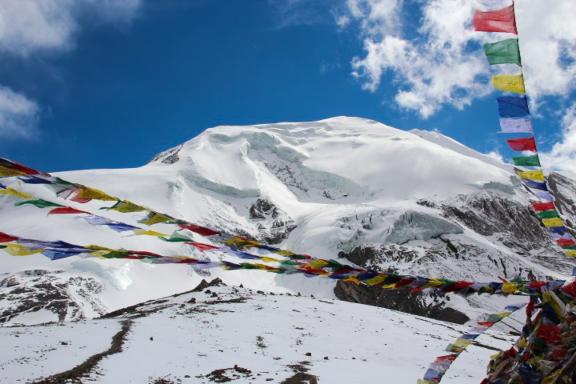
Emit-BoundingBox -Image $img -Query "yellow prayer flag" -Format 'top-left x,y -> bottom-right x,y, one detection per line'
492,74 -> 526,94
0,188 -> 33,199
276,249 -> 296,257
3,244 -> 43,256
502,282 -> 518,294
542,218 -> 564,228
452,338 -> 473,349
542,291 -> 566,320
139,212 -> 173,226
261,256 -> 280,263
564,249 -> 576,257
516,170 -> 545,182
424,278 -> 444,288
343,276 -> 360,285
74,186 -> 116,202
0,166 -> 28,177
308,259 -> 329,269
109,200 -> 147,213
365,275 -> 387,286
134,229 -> 166,237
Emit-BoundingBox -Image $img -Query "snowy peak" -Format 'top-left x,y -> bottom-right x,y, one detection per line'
150,116 -> 514,203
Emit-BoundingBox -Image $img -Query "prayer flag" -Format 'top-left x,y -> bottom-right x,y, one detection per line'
71,187 -> 116,202
513,155 -> 540,167
484,38 -> 521,65
499,118 -> 533,133
178,223 -> 220,236
537,210 -> 560,219
106,200 -> 147,213
0,187 -> 34,199
4,244 -> 43,256
0,158 -> 41,177
516,169 -> 545,182
556,238 -> 575,247
492,74 -> 526,94
507,137 -> 536,151
48,207 -> 88,215
473,4 -> 517,34
139,212 -> 173,226
497,96 -> 529,118
543,218 -> 565,228
0,232 -> 18,242
532,201 -> 555,211
522,180 -> 548,191
16,199 -> 62,209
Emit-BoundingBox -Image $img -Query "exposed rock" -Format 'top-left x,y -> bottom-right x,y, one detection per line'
334,280 -> 469,324
249,198 -> 297,244
0,270 -> 105,324
150,145 -> 182,164
192,278 -> 226,293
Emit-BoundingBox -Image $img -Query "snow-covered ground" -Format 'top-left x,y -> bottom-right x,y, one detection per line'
0,282 -> 520,383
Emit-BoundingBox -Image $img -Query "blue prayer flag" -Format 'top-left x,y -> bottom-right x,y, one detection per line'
497,96 -> 530,118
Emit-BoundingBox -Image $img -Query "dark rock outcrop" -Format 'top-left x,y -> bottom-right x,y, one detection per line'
0,270 -> 105,324
249,198 -> 297,244
334,280 -> 469,324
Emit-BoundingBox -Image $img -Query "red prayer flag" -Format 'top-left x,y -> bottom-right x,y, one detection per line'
178,223 -> 220,236
473,4 -> 517,34
187,242 -> 219,251
556,238 -> 576,247
48,207 -> 88,215
0,232 -> 18,243
531,201 -> 556,212
562,281 -> 576,298
507,137 -> 536,151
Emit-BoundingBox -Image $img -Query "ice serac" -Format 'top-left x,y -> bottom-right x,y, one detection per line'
1,116 -> 576,325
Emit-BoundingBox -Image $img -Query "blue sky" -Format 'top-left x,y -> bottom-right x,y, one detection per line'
1,0 -> 575,176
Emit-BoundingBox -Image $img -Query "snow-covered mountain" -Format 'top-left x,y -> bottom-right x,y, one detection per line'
1,116 -> 575,325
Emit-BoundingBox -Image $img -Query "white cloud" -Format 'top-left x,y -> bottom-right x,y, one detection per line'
345,0 -> 576,118
541,105 -> 576,179
515,1 -> 576,99
0,0 -> 140,56
0,86 -> 39,139
0,0 -> 141,140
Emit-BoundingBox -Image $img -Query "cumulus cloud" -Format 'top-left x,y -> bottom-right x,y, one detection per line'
0,86 -> 39,139
0,0 -> 141,139
541,105 -> 576,179
344,0 -> 576,118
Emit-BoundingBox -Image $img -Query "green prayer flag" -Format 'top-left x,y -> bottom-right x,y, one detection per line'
162,235 -> 192,243
513,155 -> 540,167
537,210 -> 560,219
562,245 -> 576,251
15,199 -> 62,209
484,38 -> 521,66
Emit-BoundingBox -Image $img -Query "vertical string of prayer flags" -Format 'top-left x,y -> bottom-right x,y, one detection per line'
418,303 -> 526,384
473,2 -> 576,259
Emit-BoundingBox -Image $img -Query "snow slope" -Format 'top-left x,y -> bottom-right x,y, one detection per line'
0,281 -> 521,383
